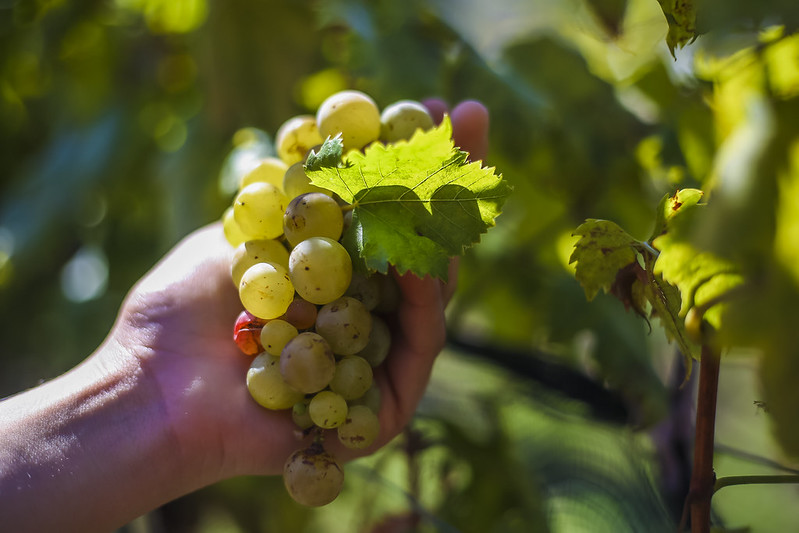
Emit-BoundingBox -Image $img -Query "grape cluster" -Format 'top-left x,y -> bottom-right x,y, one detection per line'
221,90 -> 435,506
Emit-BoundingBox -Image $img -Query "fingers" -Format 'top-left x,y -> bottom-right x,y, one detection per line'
451,100 -> 489,162
378,270 -> 447,428
422,98 -> 490,162
421,98 -> 449,125
440,255 -> 460,307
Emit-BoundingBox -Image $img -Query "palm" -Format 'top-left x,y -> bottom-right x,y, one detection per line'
115,225 -> 302,476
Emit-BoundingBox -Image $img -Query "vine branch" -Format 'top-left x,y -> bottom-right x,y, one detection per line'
679,342 -> 721,533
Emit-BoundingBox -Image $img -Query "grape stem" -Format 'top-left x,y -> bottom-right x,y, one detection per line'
638,240 -> 660,257
310,427 -> 325,447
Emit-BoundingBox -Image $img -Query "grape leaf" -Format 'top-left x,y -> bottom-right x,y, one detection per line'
570,219 -> 639,301
653,236 -> 744,329
649,188 -> 704,241
656,0 -> 697,58
651,191 -> 744,330
304,134 -> 344,172
571,206 -> 702,377
305,117 -> 510,279
642,253 -> 699,373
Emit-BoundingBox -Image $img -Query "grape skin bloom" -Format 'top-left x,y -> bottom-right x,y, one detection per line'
283,446 -> 344,507
233,182 -> 289,240
289,237 -> 352,305
283,192 -> 344,247
315,296 -> 372,355
380,99 -> 434,143
337,404 -> 380,450
275,115 -> 323,165
238,262 -> 295,320
316,90 -> 381,151
247,354 -> 304,410
280,332 -> 336,394
231,239 -> 290,288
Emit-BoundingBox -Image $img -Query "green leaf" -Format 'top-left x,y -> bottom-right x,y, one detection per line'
656,0 -> 697,58
649,188 -> 704,241
653,214 -> 744,331
305,117 -> 511,279
570,219 -> 639,301
571,214 -> 701,373
304,134 -> 344,172
642,255 -> 699,371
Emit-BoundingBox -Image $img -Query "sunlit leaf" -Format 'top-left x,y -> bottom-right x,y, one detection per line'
306,117 -> 511,279
649,188 -> 704,241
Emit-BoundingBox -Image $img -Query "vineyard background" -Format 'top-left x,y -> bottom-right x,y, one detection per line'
1,0 -> 798,531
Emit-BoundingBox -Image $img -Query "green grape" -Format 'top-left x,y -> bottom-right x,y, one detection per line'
337,405 -> 379,450
282,297 -> 318,330
260,319 -> 299,357
344,272 -> 380,311
356,314 -> 390,367
233,182 -> 289,240
222,206 -> 248,247
283,445 -> 344,507
329,356 -> 373,400
379,99 -> 434,143
239,156 -> 288,190
315,296 -> 372,355
247,353 -> 304,410
308,390 -> 348,429
350,383 -> 381,414
283,162 -> 332,200
289,237 -> 352,305
231,239 -> 290,287
283,192 -> 344,247
239,262 -> 295,320
292,400 -> 314,430
316,90 -> 381,151
275,115 -> 323,165
280,332 -> 336,394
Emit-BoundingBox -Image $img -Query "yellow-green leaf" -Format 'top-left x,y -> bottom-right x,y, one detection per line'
570,219 -> 639,301
305,117 -> 511,279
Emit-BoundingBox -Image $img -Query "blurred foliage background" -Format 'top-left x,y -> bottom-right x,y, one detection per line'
2,0 -> 799,531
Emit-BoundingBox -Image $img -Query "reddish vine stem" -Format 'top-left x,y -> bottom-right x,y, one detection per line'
681,343 -> 721,533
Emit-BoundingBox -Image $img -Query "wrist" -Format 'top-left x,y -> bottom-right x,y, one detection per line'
0,335 -> 194,533
94,320 -> 227,490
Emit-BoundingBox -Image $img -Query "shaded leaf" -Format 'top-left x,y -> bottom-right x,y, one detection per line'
610,261 -> 650,324
642,257 -> 699,372
586,0 -> 629,38
570,219 -> 639,301
656,0 -> 697,57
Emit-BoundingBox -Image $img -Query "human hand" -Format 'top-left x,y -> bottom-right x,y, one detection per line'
99,99 -> 491,484
0,100 -> 489,533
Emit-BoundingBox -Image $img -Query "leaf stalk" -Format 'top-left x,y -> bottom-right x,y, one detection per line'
714,474 -> 799,493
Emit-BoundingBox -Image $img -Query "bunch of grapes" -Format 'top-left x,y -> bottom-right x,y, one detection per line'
220,90 -> 436,506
